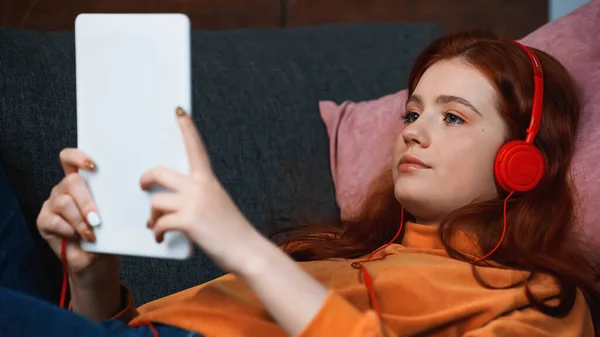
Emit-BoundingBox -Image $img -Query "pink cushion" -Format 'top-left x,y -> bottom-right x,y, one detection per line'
520,3 -> 600,244
320,0 -> 600,241
320,91 -> 408,220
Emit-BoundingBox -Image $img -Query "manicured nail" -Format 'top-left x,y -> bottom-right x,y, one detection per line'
156,234 -> 164,243
83,159 -> 96,171
86,212 -> 102,227
175,107 -> 186,117
146,220 -> 152,228
82,229 -> 96,242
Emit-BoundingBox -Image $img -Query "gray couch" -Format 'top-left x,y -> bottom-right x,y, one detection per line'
0,22 -> 442,306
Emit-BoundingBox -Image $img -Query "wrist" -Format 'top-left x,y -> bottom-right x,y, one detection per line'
70,278 -> 122,321
69,255 -> 120,289
233,230 -> 286,280
69,255 -> 121,321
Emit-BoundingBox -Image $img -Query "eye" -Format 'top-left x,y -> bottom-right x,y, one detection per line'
400,110 -> 419,124
442,111 -> 464,126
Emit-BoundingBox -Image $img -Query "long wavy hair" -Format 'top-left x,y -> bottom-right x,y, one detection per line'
272,31 -> 600,331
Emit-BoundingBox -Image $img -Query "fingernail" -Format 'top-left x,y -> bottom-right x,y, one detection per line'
87,212 -> 102,227
175,107 -> 186,117
146,220 -> 152,228
83,159 -> 96,171
82,229 -> 96,242
156,234 -> 164,243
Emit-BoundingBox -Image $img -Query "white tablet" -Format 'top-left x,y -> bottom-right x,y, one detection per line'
75,13 -> 193,260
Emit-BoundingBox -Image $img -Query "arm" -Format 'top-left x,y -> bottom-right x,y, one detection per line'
69,255 -> 122,321
68,255 -> 138,323
140,112 -> 394,337
234,233 -> 329,337
138,110 -> 396,336
235,233 -> 397,337
69,283 -> 139,324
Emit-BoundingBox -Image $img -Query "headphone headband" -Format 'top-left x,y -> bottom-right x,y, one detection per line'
494,41 -> 546,193
510,41 -> 544,144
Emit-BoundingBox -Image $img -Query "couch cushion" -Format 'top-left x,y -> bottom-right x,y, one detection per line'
0,22 -> 442,305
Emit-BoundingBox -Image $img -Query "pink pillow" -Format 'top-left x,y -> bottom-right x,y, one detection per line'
320,0 -> 600,242
320,91 -> 407,220
521,1 -> 600,244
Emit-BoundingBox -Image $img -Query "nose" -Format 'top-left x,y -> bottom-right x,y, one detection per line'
402,122 -> 431,148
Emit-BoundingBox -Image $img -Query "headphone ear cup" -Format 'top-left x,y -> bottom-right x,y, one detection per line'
494,141 -> 545,193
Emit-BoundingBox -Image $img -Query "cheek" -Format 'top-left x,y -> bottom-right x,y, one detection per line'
440,136 -> 500,180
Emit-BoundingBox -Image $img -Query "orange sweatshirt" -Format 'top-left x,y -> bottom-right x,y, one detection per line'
112,222 -> 594,336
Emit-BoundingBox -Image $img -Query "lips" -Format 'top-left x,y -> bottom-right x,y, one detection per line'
398,154 -> 431,172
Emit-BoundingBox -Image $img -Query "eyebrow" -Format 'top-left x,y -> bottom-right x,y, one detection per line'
407,94 -> 482,116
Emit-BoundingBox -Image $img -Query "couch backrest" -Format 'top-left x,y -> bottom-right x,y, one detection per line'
0,22 -> 442,305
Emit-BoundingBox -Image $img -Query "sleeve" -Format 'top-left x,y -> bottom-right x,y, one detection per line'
297,290 -> 398,337
110,284 -> 139,323
463,291 -> 594,337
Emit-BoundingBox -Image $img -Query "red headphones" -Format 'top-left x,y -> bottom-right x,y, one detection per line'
494,41 -> 545,193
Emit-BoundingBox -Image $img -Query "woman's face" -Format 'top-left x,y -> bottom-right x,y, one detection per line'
392,58 -> 508,226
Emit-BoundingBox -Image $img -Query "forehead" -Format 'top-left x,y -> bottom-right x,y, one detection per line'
413,58 -> 497,109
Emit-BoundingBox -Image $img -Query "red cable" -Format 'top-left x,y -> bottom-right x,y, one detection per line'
352,207 -> 405,318
130,321 -> 160,337
473,191 -> 513,263
146,323 -> 160,337
60,238 -> 159,337
60,238 -> 68,308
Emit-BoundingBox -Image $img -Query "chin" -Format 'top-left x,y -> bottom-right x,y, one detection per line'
394,178 -> 425,205
393,187 -> 442,226
394,177 -> 436,213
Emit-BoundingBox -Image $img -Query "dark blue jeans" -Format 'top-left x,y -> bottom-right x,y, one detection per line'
0,164 -> 202,337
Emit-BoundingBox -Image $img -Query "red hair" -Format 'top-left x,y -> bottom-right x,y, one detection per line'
272,31 -> 600,331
